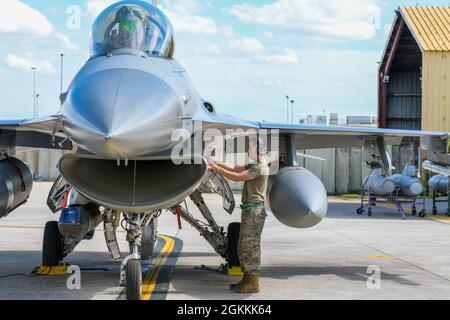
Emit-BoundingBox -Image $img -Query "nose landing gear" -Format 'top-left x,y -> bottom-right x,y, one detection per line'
119,212 -> 157,300
120,251 -> 142,300
125,259 -> 142,301
120,213 -> 143,300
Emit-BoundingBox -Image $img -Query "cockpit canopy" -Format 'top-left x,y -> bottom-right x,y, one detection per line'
90,1 -> 174,58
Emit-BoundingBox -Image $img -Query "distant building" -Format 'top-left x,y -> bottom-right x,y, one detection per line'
329,113 -> 338,126
316,115 -> 327,125
346,116 -> 376,125
299,118 -> 306,125
378,6 -> 450,131
307,115 -> 314,125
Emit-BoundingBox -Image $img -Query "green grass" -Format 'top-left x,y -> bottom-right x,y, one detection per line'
338,193 -> 361,198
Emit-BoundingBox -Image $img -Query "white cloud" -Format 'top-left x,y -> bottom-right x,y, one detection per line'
264,31 -> 274,39
230,0 -> 380,40
256,49 -> 299,65
169,13 -> 220,34
6,53 -> 57,75
242,74 -> 285,87
162,0 -> 222,35
0,1 -> 79,52
0,0 -> 53,37
195,43 -> 222,55
54,32 -> 79,50
85,0 -> 116,21
229,37 -> 264,53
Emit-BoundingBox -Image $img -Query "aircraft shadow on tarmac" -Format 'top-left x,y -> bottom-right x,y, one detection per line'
174,264 -> 419,285
0,249 -> 420,300
0,251 -> 129,300
325,202 -> 427,220
260,266 -> 419,286
150,264 -> 419,300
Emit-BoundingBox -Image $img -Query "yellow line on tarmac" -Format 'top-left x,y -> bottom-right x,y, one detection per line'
429,215 -> 450,223
365,255 -> 393,260
141,235 -> 175,300
0,225 -> 44,230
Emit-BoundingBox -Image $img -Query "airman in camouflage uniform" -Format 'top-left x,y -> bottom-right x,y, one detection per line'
238,207 -> 267,275
209,138 -> 269,293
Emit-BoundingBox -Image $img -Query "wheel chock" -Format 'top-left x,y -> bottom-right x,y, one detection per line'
227,266 -> 244,276
35,265 -> 68,276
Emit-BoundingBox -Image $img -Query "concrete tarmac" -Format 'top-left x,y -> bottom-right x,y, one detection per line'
1,183 -> 450,300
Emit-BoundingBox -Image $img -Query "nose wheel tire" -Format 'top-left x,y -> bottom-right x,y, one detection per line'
227,223 -> 241,268
42,221 -> 63,266
126,259 -> 142,301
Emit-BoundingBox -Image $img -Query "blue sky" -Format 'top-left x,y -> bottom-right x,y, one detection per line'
0,0 -> 449,122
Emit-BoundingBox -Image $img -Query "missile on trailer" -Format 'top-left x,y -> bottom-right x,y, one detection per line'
390,164 -> 423,197
391,174 -> 423,196
429,175 -> 450,195
363,169 -> 396,196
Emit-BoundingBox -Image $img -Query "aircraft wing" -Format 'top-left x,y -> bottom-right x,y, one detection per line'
0,116 -> 72,151
259,122 -> 449,149
194,109 -> 260,130
195,110 -> 449,149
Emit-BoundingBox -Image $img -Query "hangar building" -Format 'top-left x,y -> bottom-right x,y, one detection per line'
378,6 -> 450,132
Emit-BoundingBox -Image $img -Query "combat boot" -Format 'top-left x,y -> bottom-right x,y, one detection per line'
231,274 -> 259,293
230,272 -> 249,290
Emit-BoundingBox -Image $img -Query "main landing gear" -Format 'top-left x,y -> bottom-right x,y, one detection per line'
42,221 -> 63,266
170,190 -> 241,274
41,208 -> 158,301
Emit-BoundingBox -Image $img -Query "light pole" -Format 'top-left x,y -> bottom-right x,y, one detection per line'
60,53 -> 65,96
35,94 -> 40,117
291,100 -> 295,123
31,67 -> 37,117
285,95 -> 290,123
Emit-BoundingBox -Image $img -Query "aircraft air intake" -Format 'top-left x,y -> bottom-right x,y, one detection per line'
267,166 -> 328,228
58,154 -> 208,212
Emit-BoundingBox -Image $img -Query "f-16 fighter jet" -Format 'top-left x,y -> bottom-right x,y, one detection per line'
0,1 -> 448,299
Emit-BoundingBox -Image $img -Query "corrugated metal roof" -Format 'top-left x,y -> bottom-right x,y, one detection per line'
400,6 -> 450,51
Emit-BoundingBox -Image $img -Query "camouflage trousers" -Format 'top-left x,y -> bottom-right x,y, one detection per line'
238,207 -> 267,275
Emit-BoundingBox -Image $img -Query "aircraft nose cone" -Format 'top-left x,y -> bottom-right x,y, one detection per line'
62,68 -> 183,158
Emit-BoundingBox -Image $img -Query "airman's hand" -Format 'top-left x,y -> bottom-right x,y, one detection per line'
208,163 -> 220,173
